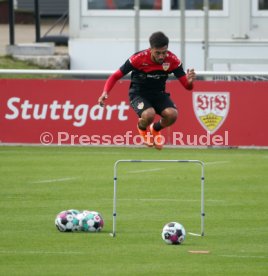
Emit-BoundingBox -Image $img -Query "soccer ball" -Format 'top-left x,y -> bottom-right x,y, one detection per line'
68,209 -> 80,215
161,222 -> 186,245
55,210 -> 80,232
75,210 -> 93,231
79,210 -> 104,232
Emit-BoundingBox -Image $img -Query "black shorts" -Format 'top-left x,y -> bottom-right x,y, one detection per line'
129,92 -> 177,117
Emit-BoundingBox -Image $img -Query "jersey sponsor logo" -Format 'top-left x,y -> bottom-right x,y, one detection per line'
147,74 -> 160,79
162,63 -> 170,71
147,73 -> 167,79
192,92 -> 230,133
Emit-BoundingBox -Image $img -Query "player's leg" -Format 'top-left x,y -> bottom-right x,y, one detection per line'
137,108 -> 155,147
130,95 -> 155,146
149,93 -> 178,149
158,107 -> 178,128
138,108 -> 155,129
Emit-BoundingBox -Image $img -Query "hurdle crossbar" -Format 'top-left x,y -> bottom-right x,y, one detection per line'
111,159 -> 205,237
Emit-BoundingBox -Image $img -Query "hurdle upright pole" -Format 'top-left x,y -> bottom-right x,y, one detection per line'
111,160 -> 205,237
111,160 -> 119,237
200,162 -> 205,236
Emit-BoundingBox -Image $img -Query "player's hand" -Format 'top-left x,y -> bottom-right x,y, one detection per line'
186,68 -> 196,84
98,92 -> 108,107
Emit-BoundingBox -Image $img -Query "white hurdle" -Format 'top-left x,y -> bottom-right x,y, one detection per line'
111,159 -> 205,237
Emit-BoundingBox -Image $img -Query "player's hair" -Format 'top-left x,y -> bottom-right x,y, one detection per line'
149,31 -> 169,48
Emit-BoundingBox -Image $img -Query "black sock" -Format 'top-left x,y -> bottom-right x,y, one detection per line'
153,121 -> 163,131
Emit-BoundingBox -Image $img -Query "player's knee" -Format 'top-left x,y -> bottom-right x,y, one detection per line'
141,108 -> 156,124
163,108 -> 178,123
170,109 -> 178,122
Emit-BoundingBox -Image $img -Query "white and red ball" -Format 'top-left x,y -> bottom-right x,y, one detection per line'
79,210 -> 104,232
55,210 -> 80,232
161,222 -> 186,245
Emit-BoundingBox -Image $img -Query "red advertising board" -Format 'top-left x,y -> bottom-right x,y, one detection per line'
0,79 -> 267,147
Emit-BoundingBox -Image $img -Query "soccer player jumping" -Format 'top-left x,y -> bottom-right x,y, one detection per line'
98,31 -> 196,150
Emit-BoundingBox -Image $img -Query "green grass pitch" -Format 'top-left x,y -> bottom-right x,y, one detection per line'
0,146 -> 267,275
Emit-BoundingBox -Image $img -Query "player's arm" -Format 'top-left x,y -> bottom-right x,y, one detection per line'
98,60 -> 134,106
173,65 -> 196,90
98,69 -> 124,107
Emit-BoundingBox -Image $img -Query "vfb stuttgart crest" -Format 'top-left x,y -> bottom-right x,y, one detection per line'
162,63 -> 170,71
193,92 -> 230,133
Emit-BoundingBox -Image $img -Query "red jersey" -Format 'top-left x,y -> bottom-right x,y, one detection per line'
119,48 -> 186,96
102,48 -> 192,97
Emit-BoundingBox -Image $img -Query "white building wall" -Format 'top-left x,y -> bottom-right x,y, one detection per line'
69,0 -> 268,71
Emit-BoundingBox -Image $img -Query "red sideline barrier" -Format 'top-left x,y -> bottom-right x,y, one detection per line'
0,79 -> 267,146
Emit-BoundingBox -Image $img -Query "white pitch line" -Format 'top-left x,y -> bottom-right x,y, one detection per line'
219,254 -> 268,259
91,198 -> 225,204
128,168 -> 163,173
32,177 -> 76,184
188,232 -> 202,237
116,198 -> 225,203
204,161 -> 229,165
117,198 -> 199,202
0,250 -> 83,255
